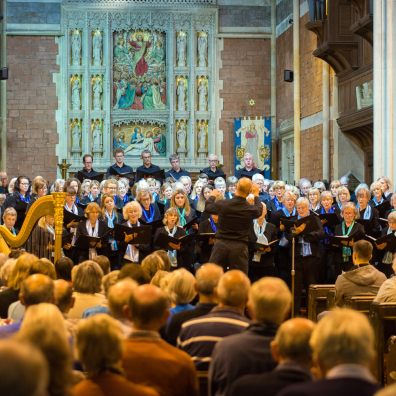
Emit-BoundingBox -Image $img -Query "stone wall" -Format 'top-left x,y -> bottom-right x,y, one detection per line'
219,38 -> 271,175
6,36 -> 59,181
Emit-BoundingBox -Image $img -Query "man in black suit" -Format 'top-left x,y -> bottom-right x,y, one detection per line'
229,317 -> 314,396
205,177 -> 262,273
201,153 -> 226,181
278,308 -> 380,396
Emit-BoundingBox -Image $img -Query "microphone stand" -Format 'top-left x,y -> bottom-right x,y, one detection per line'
291,234 -> 296,318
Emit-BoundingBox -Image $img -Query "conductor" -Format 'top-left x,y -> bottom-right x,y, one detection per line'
205,177 -> 262,273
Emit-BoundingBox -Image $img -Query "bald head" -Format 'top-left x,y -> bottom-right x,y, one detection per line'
128,284 -> 169,330
20,274 -> 54,307
195,263 -> 224,296
236,177 -> 252,198
272,318 -> 315,365
217,270 -> 250,308
108,279 -> 138,319
54,279 -> 73,313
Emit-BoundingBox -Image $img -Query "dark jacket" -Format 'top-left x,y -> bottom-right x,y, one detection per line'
229,363 -> 312,396
205,195 -> 262,243
209,321 -> 278,396
277,377 -> 379,396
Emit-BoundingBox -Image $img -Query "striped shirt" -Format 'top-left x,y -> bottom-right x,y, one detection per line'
177,306 -> 250,370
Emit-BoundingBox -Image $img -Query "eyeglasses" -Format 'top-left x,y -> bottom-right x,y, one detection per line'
20,182 -> 29,185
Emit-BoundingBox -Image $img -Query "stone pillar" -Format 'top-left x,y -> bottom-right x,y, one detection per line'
322,62 -> 330,181
373,0 -> 396,181
293,0 -> 301,182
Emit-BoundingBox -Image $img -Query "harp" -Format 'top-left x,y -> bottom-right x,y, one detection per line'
0,192 -> 66,262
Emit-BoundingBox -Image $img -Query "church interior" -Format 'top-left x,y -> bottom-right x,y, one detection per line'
1,1 -> 396,396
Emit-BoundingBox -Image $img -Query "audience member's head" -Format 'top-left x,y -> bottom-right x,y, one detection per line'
0,258 -> 16,286
55,257 -> 74,281
150,270 -> 170,287
72,260 -> 104,294
248,277 -> 292,325
8,253 -> 38,290
108,278 -> 138,320
102,270 -> 120,297
141,252 -> 166,280
153,249 -> 171,271
352,239 -> 373,264
128,284 -> 170,331
76,314 -> 123,377
0,340 -> 49,396
165,268 -> 196,306
216,270 -> 251,309
118,263 -> 150,285
310,308 -> 375,375
54,279 -> 74,314
195,263 -> 223,299
29,258 -> 56,280
19,274 -> 54,307
271,318 -> 315,366
17,303 -> 72,396
93,255 -> 111,275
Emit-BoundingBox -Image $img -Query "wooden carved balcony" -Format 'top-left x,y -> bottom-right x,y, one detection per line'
350,0 -> 373,45
306,0 -> 360,76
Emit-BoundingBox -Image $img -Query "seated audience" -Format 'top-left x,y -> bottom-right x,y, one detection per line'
0,252 -> 37,318
0,273 -> 54,338
164,268 -> 196,317
278,308 -> 379,396
73,314 -> 159,396
68,260 -> 106,319
335,240 -> 386,306
166,263 -> 223,345
16,303 -> 74,396
122,284 -> 198,396
0,340 -> 49,396
55,257 -> 74,282
374,256 -> 396,303
229,318 -> 315,396
209,277 -> 292,396
177,270 -> 251,370
107,278 -> 137,337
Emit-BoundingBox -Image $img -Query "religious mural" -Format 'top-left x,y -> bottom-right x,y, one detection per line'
61,5 -> 216,171
113,30 -> 167,111
113,122 -> 167,156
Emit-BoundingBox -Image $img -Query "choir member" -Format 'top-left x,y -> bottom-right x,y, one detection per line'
75,202 -> 109,263
378,176 -> 393,199
81,180 -> 101,205
153,207 -> 187,269
1,207 -> 18,235
375,211 -> 396,277
356,187 -> 381,238
121,201 -> 151,264
308,187 -> 321,213
136,189 -> 162,224
319,190 -> 341,283
333,202 -> 365,274
335,185 -> 350,210
291,197 -> 324,315
248,202 -> 277,281
170,189 -> 197,231
3,176 -> 31,230
101,194 -> 121,269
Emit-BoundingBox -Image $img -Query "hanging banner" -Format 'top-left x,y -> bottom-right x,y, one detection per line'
234,116 -> 271,179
